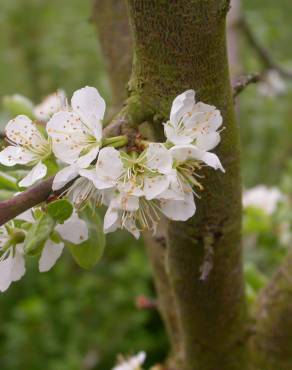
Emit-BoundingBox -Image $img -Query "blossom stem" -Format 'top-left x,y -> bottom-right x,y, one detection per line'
102,135 -> 128,148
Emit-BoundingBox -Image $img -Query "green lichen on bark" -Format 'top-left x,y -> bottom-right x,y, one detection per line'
126,1 -> 248,369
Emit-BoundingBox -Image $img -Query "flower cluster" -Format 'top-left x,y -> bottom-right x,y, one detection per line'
0,87 -> 225,240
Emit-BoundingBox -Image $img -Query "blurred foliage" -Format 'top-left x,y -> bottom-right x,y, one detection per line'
240,0 -> 292,186
0,0 -> 291,369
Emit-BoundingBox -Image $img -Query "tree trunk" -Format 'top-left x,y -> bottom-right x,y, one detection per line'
125,1 -> 248,369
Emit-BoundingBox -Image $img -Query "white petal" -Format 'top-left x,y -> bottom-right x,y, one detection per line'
76,146 -> 99,168
164,122 -> 193,145
79,167 -> 98,184
170,145 -> 225,172
160,192 -> 196,221
0,253 -> 14,292
103,207 -> 120,233
158,170 -> 185,200
101,188 -> 115,206
5,115 -> 45,147
94,147 -> 124,188
117,181 -> 144,197
47,111 -> 89,164
197,151 -> 225,172
170,90 -> 196,125
67,177 -> 94,207
71,86 -> 105,138
34,90 -> 67,122
146,143 -> 172,174
111,193 -> 139,212
0,249 -> 25,292
52,164 -> 79,191
195,132 -> 221,151
19,161 -> 47,187
56,211 -> 88,244
0,145 -> 35,166
143,175 -> 169,200
11,248 -> 26,282
124,218 -> 140,239
190,106 -> 223,132
39,240 -> 64,272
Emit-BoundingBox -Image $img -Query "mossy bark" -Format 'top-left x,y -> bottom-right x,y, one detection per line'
249,251 -> 292,370
126,1 -> 248,369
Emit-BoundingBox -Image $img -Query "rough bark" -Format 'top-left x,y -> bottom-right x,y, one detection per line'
92,0 -> 133,117
126,1 -> 248,369
249,251 -> 292,370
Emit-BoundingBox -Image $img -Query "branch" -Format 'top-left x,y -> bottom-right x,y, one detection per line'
240,17 -> 292,78
233,73 -> 261,97
249,251 -> 292,370
0,177 -> 53,226
0,109 -> 131,227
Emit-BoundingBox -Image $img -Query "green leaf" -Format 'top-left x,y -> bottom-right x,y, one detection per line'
67,208 -> 105,269
24,214 -> 55,256
47,199 -> 73,223
0,171 -> 18,191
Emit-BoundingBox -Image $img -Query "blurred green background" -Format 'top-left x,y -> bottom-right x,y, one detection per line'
0,0 -> 291,369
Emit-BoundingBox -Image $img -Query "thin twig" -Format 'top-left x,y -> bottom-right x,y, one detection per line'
240,17 -> 292,79
233,73 -> 261,97
0,177 -> 54,226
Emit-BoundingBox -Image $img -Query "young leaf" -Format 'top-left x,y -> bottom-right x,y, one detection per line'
24,214 -> 55,255
67,209 -> 105,269
47,199 -> 73,223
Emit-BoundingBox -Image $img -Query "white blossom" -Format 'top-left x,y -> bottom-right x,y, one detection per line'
243,185 -> 284,215
104,193 -> 141,239
0,115 -> 51,187
0,225 -> 25,292
112,352 -> 146,370
47,86 -> 105,170
39,210 -> 88,272
164,90 -> 223,150
81,143 -> 172,200
34,89 -> 67,122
